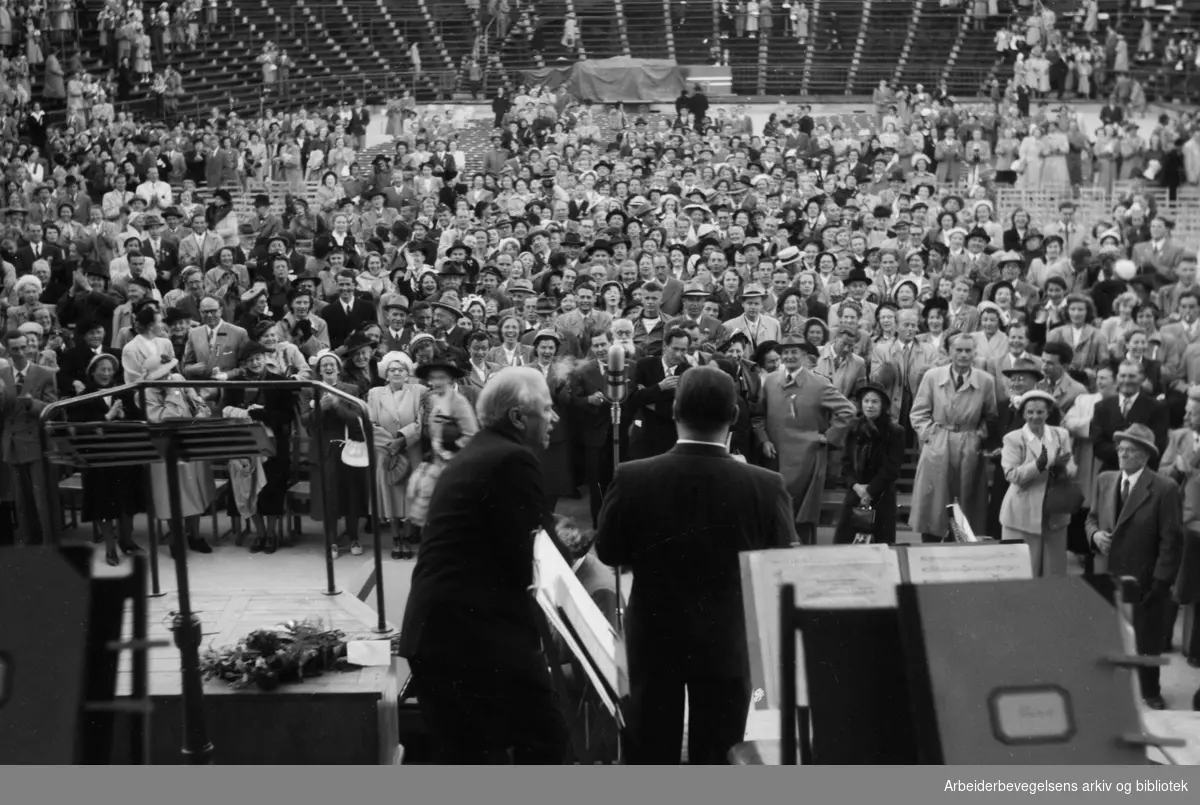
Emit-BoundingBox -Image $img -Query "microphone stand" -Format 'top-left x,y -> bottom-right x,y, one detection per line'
608,393 -> 624,634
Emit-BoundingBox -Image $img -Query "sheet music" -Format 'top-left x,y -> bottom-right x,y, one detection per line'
906,543 -> 1032,584
532,531 -> 626,717
753,545 -> 901,610
742,546 -> 902,710
1143,710 -> 1200,766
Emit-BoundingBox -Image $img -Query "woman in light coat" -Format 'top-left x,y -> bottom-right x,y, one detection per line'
367,351 -> 427,560
1001,390 -> 1076,576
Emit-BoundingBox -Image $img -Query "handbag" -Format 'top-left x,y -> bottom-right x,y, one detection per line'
339,426 -> 369,468
384,437 -> 411,486
1043,468 -> 1084,516
847,503 -> 875,532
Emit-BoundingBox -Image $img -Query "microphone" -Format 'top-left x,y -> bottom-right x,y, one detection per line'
605,342 -> 627,403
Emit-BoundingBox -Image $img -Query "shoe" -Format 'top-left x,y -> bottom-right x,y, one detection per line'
391,542 -> 404,560
264,537 -> 277,555
330,543 -> 340,559
118,539 -> 144,555
350,541 -> 363,556
1144,694 -> 1167,711
188,538 -> 213,554
250,537 -> 265,554
105,547 -> 120,567
234,529 -> 246,547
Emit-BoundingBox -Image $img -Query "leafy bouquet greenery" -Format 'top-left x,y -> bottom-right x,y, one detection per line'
199,619 -> 351,691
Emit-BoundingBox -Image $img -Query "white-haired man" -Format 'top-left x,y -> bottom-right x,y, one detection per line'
397,367 -> 570,764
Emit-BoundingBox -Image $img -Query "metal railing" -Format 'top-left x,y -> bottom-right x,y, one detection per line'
40,378 -> 390,633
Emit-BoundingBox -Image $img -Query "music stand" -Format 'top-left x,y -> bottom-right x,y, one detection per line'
144,418 -> 275,765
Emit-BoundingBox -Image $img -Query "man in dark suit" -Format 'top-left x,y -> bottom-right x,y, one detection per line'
596,366 -> 797,764
627,327 -> 692,460
1,329 -> 59,545
567,329 -> 616,527
397,367 -> 569,764
141,216 -> 179,285
1091,359 -> 1170,473
14,220 -> 63,276
1087,424 -> 1182,710
321,269 -> 376,349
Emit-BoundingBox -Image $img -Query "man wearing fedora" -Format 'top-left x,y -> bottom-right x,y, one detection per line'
870,308 -> 940,434
755,334 -> 855,545
669,281 -> 727,349
1087,423 -> 1182,710
827,268 -> 877,329
722,283 -> 781,349
430,297 -> 471,357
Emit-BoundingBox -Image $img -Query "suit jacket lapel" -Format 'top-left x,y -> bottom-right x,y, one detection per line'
1115,471 -> 1151,531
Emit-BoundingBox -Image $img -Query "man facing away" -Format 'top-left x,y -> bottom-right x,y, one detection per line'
597,366 -> 797,765
397,367 -> 570,764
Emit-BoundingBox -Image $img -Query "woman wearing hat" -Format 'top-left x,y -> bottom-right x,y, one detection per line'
306,347 -> 370,558
367,351 -> 427,559
971,301 -> 1010,373
67,352 -> 145,565
834,383 -> 905,545
220,340 -> 295,553
1000,389 -> 1077,576
254,319 -> 309,380
406,355 -> 478,539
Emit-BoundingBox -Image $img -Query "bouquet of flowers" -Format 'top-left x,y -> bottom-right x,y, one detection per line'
199,619 -> 351,691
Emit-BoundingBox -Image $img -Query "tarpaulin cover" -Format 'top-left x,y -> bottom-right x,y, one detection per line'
522,57 -> 686,103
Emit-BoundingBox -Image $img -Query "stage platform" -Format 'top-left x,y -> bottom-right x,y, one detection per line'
113,586 -> 400,765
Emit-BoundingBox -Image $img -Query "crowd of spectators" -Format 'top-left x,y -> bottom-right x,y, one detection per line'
3,19 -> 1200,707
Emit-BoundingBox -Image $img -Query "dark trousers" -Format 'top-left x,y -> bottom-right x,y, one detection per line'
583,440 -> 614,528
1095,578 -> 1173,698
409,654 -> 569,764
1132,589 -> 1172,698
12,460 -> 54,546
627,665 -> 750,765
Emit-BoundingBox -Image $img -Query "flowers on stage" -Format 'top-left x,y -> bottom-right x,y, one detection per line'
199,619 -> 351,691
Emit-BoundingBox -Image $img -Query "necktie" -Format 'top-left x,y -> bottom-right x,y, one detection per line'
954,372 -> 964,391
1119,478 -> 1131,512
209,327 -> 218,352
33,244 -> 39,257
15,369 -> 25,391
1120,396 -> 1131,417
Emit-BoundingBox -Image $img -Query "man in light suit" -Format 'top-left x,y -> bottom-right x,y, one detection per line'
1131,217 -> 1188,286
1087,423 -> 1182,710
556,284 -> 610,344
722,283 -> 781,350
870,308 -> 939,432
1,330 -> 58,545
182,295 -> 249,409
596,366 -> 796,764
176,212 -> 224,271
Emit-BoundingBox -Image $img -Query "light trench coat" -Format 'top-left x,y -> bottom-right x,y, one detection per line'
908,365 -> 999,536
367,384 -> 426,520
1000,424 -> 1077,533
1062,391 -> 1102,509
753,368 -> 856,526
